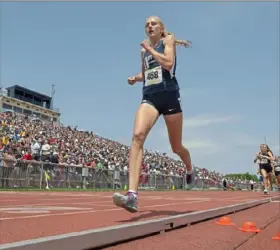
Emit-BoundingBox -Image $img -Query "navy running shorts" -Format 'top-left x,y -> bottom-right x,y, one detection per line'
141,90 -> 182,116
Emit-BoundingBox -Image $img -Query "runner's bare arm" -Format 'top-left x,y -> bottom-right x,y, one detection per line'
259,152 -> 274,161
253,152 -> 260,163
145,35 -> 175,71
267,151 -> 275,161
134,49 -> 145,82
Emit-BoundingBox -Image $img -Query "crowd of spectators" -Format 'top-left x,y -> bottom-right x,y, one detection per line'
0,111 -> 252,188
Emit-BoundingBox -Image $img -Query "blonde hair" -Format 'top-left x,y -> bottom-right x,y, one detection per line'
146,16 -> 192,48
260,144 -> 274,156
162,30 -> 192,48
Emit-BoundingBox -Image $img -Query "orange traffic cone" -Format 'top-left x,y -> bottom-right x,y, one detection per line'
238,222 -> 261,233
216,216 -> 235,226
272,232 -> 280,240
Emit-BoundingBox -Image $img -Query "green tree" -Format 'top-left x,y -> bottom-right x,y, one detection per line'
224,172 -> 258,182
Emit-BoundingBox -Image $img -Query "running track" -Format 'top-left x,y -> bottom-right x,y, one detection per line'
0,191 -> 279,249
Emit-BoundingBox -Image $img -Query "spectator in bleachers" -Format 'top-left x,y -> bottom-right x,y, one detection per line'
0,144 -> 16,187
41,140 -> 51,162
31,137 -> 40,160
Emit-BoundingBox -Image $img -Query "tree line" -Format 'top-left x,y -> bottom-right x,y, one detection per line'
224,172 -> 259,182
224,172 -> 276,183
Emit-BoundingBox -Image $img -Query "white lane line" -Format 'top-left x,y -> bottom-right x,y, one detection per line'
0,200 -> 204,221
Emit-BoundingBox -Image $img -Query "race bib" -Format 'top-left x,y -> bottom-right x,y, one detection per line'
261,159 -> 268,164
275,166 -> 280,171
144,66 -> 162,86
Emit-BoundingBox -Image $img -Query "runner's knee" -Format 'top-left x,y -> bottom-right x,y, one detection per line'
171,144 -> 185,155
260,170 -> 267,178
132,131 -> 146,146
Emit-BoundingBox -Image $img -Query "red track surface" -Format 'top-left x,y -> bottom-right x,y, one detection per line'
0,191 -> 278,248
107,202 -> 280,250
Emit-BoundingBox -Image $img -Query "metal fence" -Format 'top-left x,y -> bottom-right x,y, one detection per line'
0,158 -> 262,191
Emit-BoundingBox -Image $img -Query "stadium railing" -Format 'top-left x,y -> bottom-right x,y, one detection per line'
0,157 -> 262,191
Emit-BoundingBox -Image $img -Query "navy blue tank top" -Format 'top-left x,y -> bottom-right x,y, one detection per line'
259,152 -> 271,167
142,39 -> 179,95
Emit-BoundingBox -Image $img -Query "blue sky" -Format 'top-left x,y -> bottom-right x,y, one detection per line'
1,2 -> 279,174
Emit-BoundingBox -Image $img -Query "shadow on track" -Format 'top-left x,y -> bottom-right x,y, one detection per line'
116,209 -> 195,222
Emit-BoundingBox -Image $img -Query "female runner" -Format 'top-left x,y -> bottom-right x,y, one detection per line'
113,16 -> 194,213
254,144 -> 274,194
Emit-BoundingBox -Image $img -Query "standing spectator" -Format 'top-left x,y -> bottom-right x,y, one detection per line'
41,140 -> 51,162
31,137 -> 40,161
1,145 -> 16,187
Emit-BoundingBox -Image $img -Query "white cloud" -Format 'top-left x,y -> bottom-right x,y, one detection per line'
161,139 -> 217,160
183,139 -> 215,149
183,114 -> 240,129
229,133 -> 260,148
152,113 -> 245,172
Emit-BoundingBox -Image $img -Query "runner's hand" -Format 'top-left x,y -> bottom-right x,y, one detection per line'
185,40 -> 192,47
128,76 -> 137,85
140,40 -> 152,51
